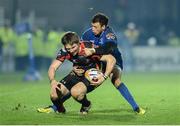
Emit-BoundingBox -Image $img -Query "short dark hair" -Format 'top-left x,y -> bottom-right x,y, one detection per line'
91,13 -> 109,26
61,31 -> 79,45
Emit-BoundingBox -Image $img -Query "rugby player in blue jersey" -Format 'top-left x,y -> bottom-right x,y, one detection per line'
81,13 -> 145,115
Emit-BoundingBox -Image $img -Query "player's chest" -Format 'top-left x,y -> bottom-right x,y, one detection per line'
90,36 -> 105,46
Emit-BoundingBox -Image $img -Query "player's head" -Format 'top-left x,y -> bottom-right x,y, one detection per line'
61,31 -> 80,56
91,13 -> 109,35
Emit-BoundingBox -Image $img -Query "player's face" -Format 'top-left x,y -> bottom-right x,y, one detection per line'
91,22 -> 105,35
65,43 -> 79,56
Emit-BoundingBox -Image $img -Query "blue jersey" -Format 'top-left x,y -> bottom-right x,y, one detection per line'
81,26 -> 123,69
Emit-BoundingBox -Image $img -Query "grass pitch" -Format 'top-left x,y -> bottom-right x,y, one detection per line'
0,72 -> 180,125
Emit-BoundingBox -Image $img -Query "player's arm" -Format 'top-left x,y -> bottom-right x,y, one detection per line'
91,54 -> 116,85
100,54 -> 116,77
48,59 -> 62,84
84,42 -> 117,56
48,59 -> 63,92
94,42 -> 117,54
48,48 -> 67,86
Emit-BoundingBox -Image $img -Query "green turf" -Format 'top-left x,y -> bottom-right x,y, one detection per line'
0,72 -> 180,125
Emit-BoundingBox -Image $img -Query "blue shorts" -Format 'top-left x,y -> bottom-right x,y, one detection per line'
112,49 -> 123,70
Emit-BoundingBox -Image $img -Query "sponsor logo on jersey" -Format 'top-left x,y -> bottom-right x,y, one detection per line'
106,33 -> 116,40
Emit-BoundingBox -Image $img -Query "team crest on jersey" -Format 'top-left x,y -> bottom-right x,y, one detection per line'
106,33 -> 116,40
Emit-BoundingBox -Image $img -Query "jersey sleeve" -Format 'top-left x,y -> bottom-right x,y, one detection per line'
56,48 -> 69,62
104,32 -> 117,44
93,29 -> 118,55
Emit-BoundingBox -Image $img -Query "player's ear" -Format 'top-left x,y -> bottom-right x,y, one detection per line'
102,25 -> 106,30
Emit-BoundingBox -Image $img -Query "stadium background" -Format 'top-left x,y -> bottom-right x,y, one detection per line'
0,0 -> 180,125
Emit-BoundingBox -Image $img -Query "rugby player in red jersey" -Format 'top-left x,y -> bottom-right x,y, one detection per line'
37,31 -> 116,114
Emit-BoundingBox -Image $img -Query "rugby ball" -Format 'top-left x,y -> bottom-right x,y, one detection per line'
85,68 -> 103,83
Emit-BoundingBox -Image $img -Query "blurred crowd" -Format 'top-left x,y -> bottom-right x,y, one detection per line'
0,21 -> 65,73
118,22 -> 180,47
0,20 -> 180,73
117,22 -> 180,71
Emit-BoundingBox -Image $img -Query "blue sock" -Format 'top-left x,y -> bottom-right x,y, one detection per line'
52,105 -> 57,111
51,93 -> 71,112
117,82 -> 139,111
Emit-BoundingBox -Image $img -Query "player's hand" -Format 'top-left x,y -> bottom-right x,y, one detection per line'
84,48 -> 95,57
90,74 -> 105,86
50,79 -> 61,91
73,66 -> 85,76
50,80 -> 62,96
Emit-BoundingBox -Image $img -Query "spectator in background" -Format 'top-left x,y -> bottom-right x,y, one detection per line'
147,37 -> 157,47
157,25 -> 168,45
14,30 -> 29,71
43,28 -> 64,70
124,22 -> 140,46
0,20 -> 16,72
32,27 -> 44,71
123,22 -> 140,71
167,31 -> 180,46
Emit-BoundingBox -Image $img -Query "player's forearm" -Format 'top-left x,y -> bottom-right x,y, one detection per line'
100,54 -> 116,77
104,55 -> 116,77
94,42 -> 117,55
48,66 -> 57,83
48,60 -> 62,83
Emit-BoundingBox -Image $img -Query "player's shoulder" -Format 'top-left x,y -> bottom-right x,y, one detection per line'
82,28 -> 93,37
57,48 -> 68,57
56,48 -> 71,61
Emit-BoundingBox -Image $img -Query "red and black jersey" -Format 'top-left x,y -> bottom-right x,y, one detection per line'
56,41 -> 102,70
